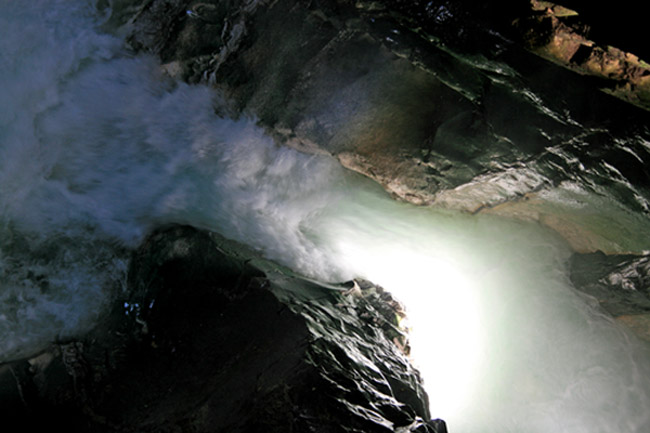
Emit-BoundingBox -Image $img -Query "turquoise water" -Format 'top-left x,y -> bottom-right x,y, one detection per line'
1,1 -> 650,432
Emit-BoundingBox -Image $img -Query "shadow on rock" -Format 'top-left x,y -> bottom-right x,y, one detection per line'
1,225 -> 447,433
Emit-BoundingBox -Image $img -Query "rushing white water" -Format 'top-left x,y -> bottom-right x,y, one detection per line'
2,1 -> 650,432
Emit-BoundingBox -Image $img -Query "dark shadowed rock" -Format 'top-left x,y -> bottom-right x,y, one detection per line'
570,251 -> 650,316
0,225 -> 445,432
514,1 -> 650,111
570,251 -> 650,342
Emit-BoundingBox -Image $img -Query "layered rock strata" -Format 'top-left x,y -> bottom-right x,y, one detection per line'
120,0 -> 650,256
515,0 -> 650,111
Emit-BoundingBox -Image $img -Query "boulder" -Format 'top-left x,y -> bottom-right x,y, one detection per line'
0,226 -> 445,432
570,251 -> 650,341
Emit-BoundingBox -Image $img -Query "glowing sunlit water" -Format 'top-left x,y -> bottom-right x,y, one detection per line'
2,1 -> 650,432
313,192 -> 650,431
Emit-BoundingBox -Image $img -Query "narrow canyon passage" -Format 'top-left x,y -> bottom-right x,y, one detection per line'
2,1 -> 650,432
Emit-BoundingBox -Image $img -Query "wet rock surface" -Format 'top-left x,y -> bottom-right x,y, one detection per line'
570,251 -> 650,341
514,1 -> 650,111
0,226 -> 445,432
570,251 -> 650,316
118,0 -> 650,256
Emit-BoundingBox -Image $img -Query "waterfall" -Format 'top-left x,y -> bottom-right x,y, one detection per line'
1,1 -> 650,432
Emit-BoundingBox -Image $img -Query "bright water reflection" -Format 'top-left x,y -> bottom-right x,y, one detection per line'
310,190 -> 650,432
1,1 -> 650,432
334,237 -> 483,419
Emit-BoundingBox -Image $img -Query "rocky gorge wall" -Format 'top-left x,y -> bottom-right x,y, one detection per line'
120,0 -> 650,252
0,226 -> 446,432
3,1 -> 650,431
118,0 -> 650,340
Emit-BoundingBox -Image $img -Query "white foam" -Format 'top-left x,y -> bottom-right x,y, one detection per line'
2,1 -> 650,432
0,0 -> 127,361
